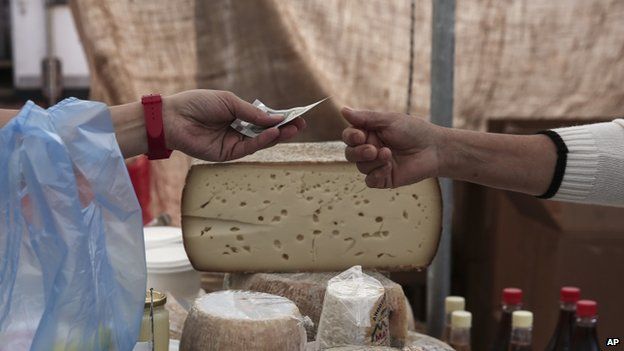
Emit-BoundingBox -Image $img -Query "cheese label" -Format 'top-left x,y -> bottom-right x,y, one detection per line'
369,294 -> 390,345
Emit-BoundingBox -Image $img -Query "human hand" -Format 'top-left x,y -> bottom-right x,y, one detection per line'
163,90 -> 305,161
341,108 -> 444,188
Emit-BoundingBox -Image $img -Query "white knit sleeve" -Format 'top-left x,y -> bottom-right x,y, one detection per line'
550,119 -> 624,207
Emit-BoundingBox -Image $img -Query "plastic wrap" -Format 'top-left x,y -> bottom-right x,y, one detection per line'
316,266 -> 390,348
226,271 -> 410,346
0,99 -> 146,350
180,290 -> 311,351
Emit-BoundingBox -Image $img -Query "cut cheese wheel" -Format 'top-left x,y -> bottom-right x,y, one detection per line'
182,142 -> 442,272
226,271 -> 409,347
179,290 -> 307,351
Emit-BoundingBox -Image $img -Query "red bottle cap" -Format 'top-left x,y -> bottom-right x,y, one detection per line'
502,287 -> 523,305
560,286 -> 581,303
576,300 -> 597,317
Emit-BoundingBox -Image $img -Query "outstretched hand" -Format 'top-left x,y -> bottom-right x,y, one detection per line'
341,108 -> 444,188
164,90 -> 305,161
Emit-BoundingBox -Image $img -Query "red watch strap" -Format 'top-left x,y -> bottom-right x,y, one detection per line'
142,94 -> 172,160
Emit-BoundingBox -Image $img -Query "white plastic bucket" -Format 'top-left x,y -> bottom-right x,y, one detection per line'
144,227 -> 201,310
144,226 -> 183,249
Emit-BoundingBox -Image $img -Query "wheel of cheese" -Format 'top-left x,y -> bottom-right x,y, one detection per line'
179,290 -> 307,351
182,142 -> 442,273
226,271 -> 409,347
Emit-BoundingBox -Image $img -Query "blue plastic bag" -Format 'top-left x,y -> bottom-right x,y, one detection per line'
0,99 -> 146,351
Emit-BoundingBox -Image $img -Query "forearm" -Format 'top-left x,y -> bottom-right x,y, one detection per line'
438,128 -> 557,196
109,101 -> 148,158
0,109 -> 19,127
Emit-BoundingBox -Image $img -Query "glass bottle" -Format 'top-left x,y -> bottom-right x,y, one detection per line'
491,287 -> 523,351
441,296 -> 466,343
449,310 -> 472,351
545,286 -> 581,351
509,310 -> 533,351
570,300 -> 600,351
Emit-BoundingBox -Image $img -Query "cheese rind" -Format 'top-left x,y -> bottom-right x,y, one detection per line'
179,290 -> 307,351
226,271 -> 409,347
182,142 -> 442,273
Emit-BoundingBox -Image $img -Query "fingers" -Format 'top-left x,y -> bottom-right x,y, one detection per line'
345,144 -> 378,162
342,127 -> 367,146
353,147 -> 392,174
229,127 -> 280,160
365,162 -> 393,188
341,107 -> 399,130
226,118 -> 306,160
223,92 -> 284,127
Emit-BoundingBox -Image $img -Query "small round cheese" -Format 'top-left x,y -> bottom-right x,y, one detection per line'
180,290 -> 306,351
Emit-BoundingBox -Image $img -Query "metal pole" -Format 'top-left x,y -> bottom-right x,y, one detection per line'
427,0 -> 456,337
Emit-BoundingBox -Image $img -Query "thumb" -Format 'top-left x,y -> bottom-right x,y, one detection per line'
341,107 -> 398,130
226,93 -> 284,127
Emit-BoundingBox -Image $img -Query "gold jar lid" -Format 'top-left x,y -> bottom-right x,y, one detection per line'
144,290 -> 167,308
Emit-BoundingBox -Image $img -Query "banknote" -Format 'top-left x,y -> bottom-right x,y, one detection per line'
231,98 -> 327,138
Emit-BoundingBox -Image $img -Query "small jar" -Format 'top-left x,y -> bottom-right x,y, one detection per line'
138,290 -> 169,351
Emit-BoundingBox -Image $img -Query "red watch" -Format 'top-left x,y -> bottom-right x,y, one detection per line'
142,94 -> 172,160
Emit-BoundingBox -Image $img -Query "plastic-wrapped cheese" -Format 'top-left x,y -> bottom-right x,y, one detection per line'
180,290 -> 308,351
323,332 -> 453,351
182,142 -> 442,273
226,270 -> 409,347
316,266 -> 390,348
403,331 -> 454,351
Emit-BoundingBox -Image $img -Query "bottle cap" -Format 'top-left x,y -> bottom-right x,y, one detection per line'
576,300 -> 597,317
512,310 -> 533,328
560,286 -> 581,303
502,287 -> 523,305
445,296 -> 465,314
451,310 -> 472,328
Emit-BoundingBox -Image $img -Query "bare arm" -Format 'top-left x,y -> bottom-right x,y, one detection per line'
0,109 -> 18,127
438,128 -> 556,195
1,90 -> 305,161
340,108 -> 557,196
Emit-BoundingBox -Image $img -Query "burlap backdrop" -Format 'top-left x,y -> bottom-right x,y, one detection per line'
70,0 -> 624,224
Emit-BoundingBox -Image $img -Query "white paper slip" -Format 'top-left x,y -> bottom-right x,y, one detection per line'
231,98 -> 328,138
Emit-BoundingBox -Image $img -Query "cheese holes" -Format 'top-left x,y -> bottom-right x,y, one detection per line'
282,253 -> 289,260
296,234 -> 304,241
375,216 -> 383,223
273,240 -> 282,249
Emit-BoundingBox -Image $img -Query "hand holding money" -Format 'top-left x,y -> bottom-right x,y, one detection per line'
231,98 -> 327,138
159,90 -> 305,162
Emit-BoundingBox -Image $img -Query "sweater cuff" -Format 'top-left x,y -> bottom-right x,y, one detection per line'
550,126 -> 600,201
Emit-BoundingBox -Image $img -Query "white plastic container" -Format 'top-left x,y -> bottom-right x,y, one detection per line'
144,226 -> 184,249
144,226 -> 201,310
